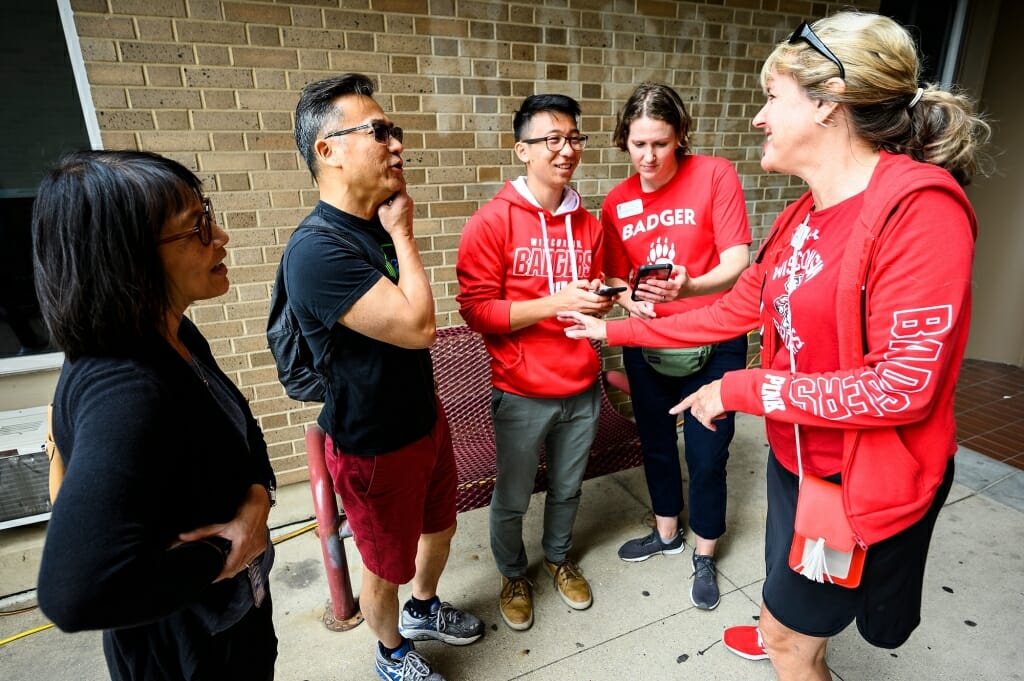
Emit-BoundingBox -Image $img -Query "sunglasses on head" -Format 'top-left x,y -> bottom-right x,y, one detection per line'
789,20 -> 845,80
324,120 -> 404,145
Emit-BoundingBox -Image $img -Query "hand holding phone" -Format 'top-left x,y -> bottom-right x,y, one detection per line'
631,263 -> 674,301
595,285 -> 626,297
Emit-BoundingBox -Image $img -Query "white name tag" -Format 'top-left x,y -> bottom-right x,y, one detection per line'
616,198 -> 643,219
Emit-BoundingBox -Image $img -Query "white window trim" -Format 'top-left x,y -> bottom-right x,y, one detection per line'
0,352 -> 64,376
57,0 -> 103,149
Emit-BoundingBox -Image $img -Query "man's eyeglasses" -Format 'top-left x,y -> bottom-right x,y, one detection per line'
159,197 -> 215,246
788,20 -> 845,80
521,134 -> 589,152
324,121 -> 404,145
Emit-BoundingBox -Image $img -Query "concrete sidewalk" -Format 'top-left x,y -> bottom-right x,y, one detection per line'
2,412 -> 1023,680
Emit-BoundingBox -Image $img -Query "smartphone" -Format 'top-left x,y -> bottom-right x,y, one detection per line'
631,263 -> 674,301
596,285 -> 627,297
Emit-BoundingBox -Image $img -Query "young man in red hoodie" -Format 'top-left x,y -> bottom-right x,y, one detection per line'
456,94 -> 614,631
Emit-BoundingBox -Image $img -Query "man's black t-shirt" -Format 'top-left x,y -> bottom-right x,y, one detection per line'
283,201 -> 436,455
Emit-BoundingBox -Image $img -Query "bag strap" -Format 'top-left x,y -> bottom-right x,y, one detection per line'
785,213 -> 813,486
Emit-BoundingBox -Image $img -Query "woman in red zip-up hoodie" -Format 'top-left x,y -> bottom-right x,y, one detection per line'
560,12 -> 989,680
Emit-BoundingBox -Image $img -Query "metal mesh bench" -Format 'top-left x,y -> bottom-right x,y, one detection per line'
429,324 -> 643,513
304,324 -> 642,630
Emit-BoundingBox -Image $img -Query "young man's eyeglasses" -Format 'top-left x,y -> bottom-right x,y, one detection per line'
159,197 -> 215,246
324,121 -> 404,145
788,20 -> 845,80
521,134 -> 589,152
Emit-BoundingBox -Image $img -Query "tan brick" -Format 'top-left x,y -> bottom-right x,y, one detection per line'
154,110 -> 190,129
191,305 -> 226,324
195,45 -> 232,66
192,110 -> 260,130
326,52 -> 389,73
79,37 -> 118,61
246,133 -> 299,152
415,17 -> 468,38
110,0 -> 187,16
281,27 -> 345,49
71,0 -> 108,11
377,34 -> 432,56
120,41 -> 194,64
90,86 -> 127,108
74,15 -> 136,39
247,25 -> 282,46
177,20 -> 246,44
188,0 -> 223,20
254,69 -> 289,90
290,6 -> 326,28
237,90 -> 299,112
100,131 -> 139,149
128,87 -> 202,109
267,153 -> 299,171
260,112 -> 294,130
323,10 -> 385,31
202,90 -> 238,109
85,62 -> 145,86
138,131 -> 211,151
212,133 -> 247,151
98,109 -> 156,130
347,32 -> 375,53
232,47 -> 299,69
145,65 -> 184,86
217,173 -> 252,191
184,67 -> 254,89
198,152 -> 267,171
459,0 -> 508,21
136,18 -> 174,41
223,2 -> 293,25
240,170 -> 307,194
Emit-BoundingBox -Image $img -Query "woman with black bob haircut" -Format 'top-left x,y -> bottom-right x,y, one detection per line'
34,150 -> 278,680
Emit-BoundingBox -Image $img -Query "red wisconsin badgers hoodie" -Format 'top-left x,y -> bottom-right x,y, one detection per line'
457,178 -> 606,398
606,151 -> 977,546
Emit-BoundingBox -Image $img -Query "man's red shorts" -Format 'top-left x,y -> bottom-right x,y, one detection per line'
324,399 -> 457,585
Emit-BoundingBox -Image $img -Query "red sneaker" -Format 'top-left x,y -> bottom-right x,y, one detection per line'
723,625 -> 769,660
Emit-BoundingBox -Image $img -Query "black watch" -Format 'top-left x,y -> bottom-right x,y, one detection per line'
264,483 -> 277,508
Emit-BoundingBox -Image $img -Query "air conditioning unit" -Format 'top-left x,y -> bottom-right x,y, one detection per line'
0,406 -> 51,530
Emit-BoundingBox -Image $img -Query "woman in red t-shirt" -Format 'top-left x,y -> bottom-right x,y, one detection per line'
599,82 -> 752,610
562,12 -> 989,681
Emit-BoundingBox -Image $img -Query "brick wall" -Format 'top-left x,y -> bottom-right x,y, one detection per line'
69,0 -> 875,484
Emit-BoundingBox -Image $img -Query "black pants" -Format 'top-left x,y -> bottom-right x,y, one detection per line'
104,596 -> 277,681
762,453 -> 955,647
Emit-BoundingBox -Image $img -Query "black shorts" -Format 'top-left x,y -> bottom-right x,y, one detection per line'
762,451 -> 954,648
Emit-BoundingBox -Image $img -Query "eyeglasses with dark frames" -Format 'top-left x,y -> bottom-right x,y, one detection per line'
788,20 -> 845,80
159,197 -> 215,246
521,134 -> 589,152
324,120 -> 404,145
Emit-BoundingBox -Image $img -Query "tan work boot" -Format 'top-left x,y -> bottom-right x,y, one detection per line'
499,575 -> 534,631
544,558 -> 593,610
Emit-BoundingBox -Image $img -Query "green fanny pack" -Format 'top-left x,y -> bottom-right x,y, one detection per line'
641,345 -> 717,377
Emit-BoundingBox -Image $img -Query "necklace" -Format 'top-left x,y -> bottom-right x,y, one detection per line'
190,357 -> 211,387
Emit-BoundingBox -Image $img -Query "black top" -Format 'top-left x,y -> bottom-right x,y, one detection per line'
284,201 -> 436,455
37,318 -> 276,679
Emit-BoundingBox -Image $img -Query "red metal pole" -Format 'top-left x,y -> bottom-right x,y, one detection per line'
304,425 -> 362,631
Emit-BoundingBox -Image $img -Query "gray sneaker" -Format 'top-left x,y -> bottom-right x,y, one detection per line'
617,529 -> 685,562
690,554 -> 721,610
374,641 -> 444,681
399,601 -> 483,646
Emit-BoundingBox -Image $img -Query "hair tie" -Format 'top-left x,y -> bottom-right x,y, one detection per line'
908,87 -> 924,109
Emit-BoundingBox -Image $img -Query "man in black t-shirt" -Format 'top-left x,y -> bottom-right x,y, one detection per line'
285,74 -> 482,681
